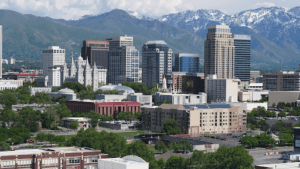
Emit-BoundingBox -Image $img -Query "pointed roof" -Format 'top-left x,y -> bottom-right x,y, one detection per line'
85,57 -> 90,69
70,54 -> 76,69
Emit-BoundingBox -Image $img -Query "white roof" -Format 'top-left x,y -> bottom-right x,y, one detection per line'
145,40 -> 167,45
58,88 -> 75,94
256,162 -> 300,169
100,155 -> 147,164
0,149 -> 47,156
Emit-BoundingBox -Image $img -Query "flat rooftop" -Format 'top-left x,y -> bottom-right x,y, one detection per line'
100,155 -> 147,164
255,162 -> 300,169
0,147 -> 99,156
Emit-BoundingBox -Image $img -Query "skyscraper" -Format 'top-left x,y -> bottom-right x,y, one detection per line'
173,53 -> 199,73
204,25 -> 235,79
43,46 -> 65,77
106,35 -> 133,49
81,40 -> 109,69
106,36 -> 138,84
234,35 -> 251,82
0,25 -> 2,79
108,46 -> 139,84
142,41 -> 173,87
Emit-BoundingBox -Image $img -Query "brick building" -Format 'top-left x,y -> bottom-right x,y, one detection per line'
66,101 -> 141,116
0,147 -> 108,169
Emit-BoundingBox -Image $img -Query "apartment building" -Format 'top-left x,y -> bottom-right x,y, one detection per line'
142,104 -> 246,136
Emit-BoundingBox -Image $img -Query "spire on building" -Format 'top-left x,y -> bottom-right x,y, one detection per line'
85,57 -> 90,70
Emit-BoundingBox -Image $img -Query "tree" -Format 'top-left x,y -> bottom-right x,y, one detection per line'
240,136 -> 258,148
160,119 -> 183,135
278,110 -> 287,117
165,156 -> 186,169
85,110 -> 100,127
156,158 -> 165,169
204,146 -> 254,169
272,103 -> 276,108
70,121 -> 79,129
36,133 -> 47,142
41,106 -> 56,128
16,106 -> 41,132
116,112 -> 133,120
255,133 -> 276,147
30,92 -> 51,106
0,91 -> 18,105
11,135 -> 24,145
278,132 -> 294,145
134,112 -> 142,121
0,141 -> 11,151
155,141 -> 167,153
54,103 -> 72,119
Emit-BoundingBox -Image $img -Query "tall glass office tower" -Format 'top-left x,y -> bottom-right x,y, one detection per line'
174,53 -> 199,73
234,35 -> 251,82
142,41 -> 173,87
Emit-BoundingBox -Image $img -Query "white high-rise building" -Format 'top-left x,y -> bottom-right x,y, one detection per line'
205,74 -> 239,103
0,25 -> 2,78
43,46 -> 65,76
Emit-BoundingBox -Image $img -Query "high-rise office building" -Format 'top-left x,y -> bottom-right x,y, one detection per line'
234,35 -> 251,82
108,46 -> 139,84
81,40 -> 109,69
106,35 -> 138,84
173,53 -> 199,73
0,25 -> 2,78
142,41 -> 173,87
204,25 -> 235,79
42,46 -> 65,77
106,35 -> 133,49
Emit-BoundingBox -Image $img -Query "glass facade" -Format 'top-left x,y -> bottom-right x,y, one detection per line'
174,53 -> 199,73
234,35 -> 251,82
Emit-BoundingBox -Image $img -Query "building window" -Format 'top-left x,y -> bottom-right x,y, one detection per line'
67,157 -> 80,164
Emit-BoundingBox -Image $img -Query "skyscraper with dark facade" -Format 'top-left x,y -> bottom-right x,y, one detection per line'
106,36 -> 139,84
81,40 -> 109,69
173,53 -> 199,73
142,41 -> 173,87
234,35 -> 251,82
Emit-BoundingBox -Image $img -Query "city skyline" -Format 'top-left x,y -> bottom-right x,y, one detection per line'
0,0 -> 298,20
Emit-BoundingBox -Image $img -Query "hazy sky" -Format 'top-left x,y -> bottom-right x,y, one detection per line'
0,0 -> 299,20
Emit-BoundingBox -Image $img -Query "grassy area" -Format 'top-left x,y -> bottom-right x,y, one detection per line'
115,130 -> 155,140
147,145 -> 155,153
29,135 -> 76,142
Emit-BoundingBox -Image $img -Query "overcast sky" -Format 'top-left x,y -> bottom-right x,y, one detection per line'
0,0 -> 299,20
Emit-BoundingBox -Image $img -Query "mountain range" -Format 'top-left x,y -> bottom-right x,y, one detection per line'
1,7 -> 300,70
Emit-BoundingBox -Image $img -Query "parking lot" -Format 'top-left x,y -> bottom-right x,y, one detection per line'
192,132 -> 255,147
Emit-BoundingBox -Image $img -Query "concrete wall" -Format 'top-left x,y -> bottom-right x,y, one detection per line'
193,144 -> 219,152
230,102 -> 268,112
269,91 -> 300,106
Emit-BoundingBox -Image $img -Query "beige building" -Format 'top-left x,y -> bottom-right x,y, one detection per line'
204,25 -> 235,79
268,91 -> 300,107
205,75 -> 239,103
142,104 -> 246,137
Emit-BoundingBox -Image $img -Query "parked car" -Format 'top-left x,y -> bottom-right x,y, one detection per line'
266,146 -> 273,149
232,136 -> 237,138
227,133 -> 232,136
